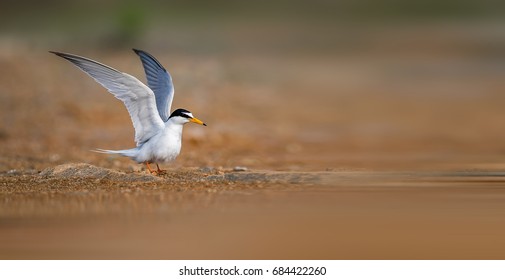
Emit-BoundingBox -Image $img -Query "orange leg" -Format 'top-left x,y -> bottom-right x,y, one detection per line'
145,162 -> 156,174
156,163 -> 167,175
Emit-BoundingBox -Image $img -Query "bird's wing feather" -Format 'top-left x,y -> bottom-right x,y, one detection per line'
50,51 -> 165,146
133,49 -> 174,122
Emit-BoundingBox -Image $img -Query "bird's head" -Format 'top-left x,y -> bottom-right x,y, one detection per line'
169,108 -> 207,126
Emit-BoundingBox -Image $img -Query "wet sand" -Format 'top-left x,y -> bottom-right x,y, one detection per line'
2,165 -> 505,259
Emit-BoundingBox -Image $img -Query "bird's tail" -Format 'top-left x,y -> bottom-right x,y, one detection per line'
92,148 -> 139,158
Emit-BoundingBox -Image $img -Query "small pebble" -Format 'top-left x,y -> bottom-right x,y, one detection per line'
7,169 -> 19,175
199,167 -> 215,173
233,166 -> 248,172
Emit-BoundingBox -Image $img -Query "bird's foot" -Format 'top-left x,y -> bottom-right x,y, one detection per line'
156,170 -> 167,175
145,162 -> 159,175
155,163 -> 167,175
144,163 -> 168,176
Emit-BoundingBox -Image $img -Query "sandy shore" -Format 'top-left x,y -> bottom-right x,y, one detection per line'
1,164 -> 505,259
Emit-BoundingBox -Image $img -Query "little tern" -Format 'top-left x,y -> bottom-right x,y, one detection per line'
50,49 -> 206,174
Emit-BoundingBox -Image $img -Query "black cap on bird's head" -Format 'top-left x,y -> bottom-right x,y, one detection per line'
169,108 -> 207,126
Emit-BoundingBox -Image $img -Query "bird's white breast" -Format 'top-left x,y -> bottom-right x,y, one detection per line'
136,122 -> 184,163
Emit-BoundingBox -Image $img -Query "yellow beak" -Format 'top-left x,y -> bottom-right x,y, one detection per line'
189,117 -> 207,126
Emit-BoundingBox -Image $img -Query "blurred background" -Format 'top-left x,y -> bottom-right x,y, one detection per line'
3,0 -> 505,260
1,0 -> 505,172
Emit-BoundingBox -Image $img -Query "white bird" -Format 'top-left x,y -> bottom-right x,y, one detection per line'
50,49 -> 206,174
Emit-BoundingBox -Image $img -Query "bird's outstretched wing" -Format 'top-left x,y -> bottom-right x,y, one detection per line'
50,51 -> 165,146
133,49 -> 174,122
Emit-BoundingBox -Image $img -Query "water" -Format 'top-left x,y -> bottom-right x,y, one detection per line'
1,169 -> 505,259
